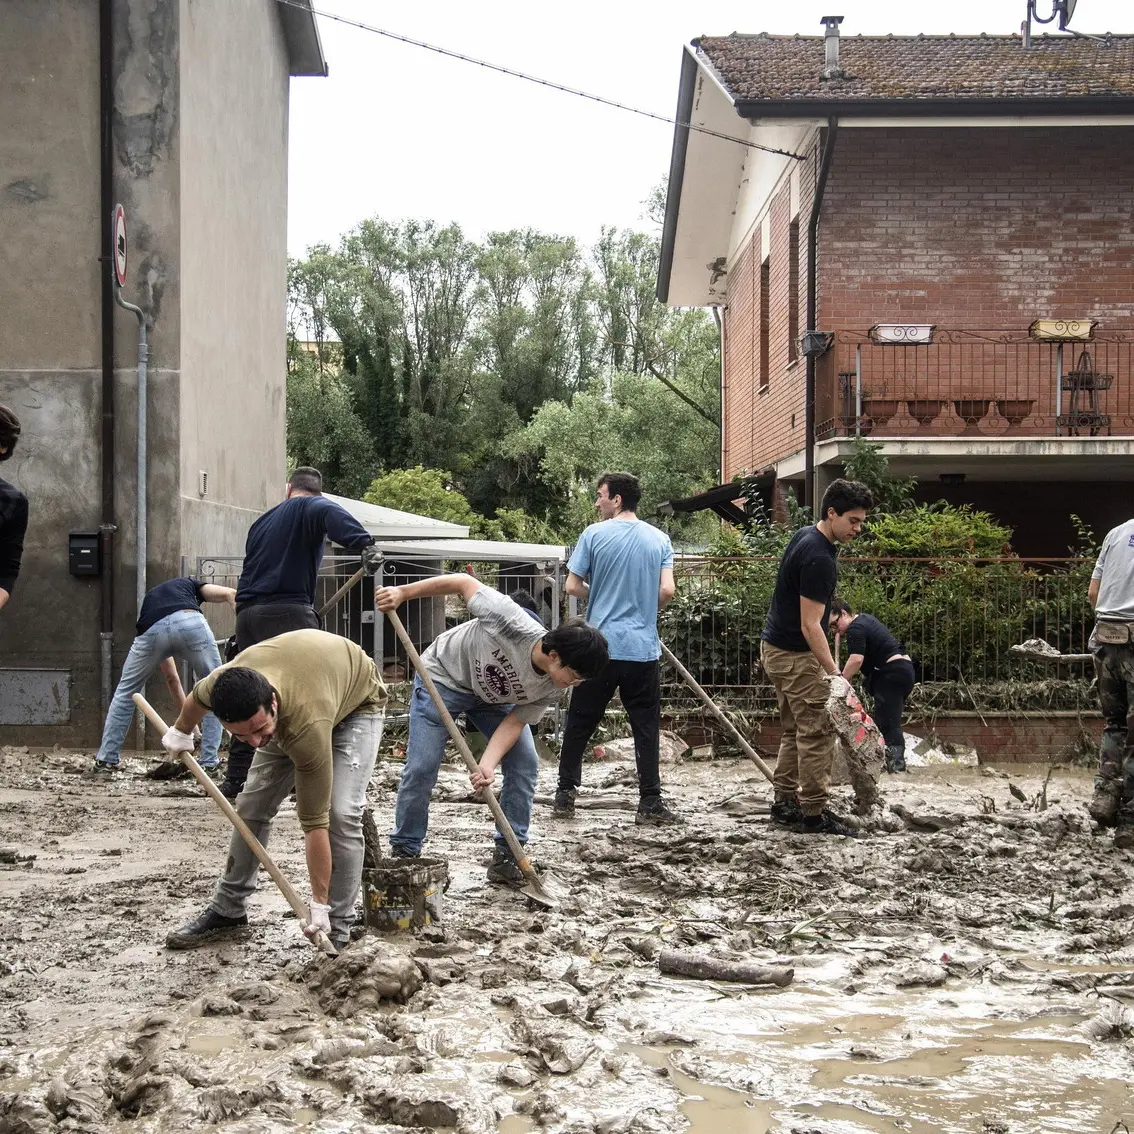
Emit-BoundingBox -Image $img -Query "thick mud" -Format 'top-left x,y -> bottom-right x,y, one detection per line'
1,742 -> 1132,1133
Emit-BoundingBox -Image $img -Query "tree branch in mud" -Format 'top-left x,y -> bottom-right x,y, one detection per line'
657,951 -> 794,986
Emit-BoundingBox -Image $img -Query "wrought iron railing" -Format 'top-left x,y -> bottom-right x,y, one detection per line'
816,329 -> 1134,441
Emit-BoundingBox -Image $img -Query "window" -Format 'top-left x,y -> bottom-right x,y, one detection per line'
788,220 -> 800,362
759,257 -> 770,390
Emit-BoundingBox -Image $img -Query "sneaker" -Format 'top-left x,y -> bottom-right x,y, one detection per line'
91,760 -> 120,775
486,843 -> 525,886
1114,808 -> 1134,851
165,908 -> 249,950
389,844 -> 419,859
219,780 -> 243,801
770,797 -> 803,826
635,796 -> 685,826
1089,779 -> 1122,828
800,810 -> 862,838
552,788 -> 576,818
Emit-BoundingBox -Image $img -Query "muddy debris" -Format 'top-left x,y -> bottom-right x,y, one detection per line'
302,938 -> 423,1015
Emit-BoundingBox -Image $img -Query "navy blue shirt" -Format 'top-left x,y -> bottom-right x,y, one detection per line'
761,525 -> 839,652
137,577 -> 205,635
236,494 -> 373,609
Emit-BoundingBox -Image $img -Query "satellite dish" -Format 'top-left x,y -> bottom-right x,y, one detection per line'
1059,0 -> 1077,30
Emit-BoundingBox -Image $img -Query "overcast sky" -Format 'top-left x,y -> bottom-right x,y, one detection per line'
287,0 -> 1131,258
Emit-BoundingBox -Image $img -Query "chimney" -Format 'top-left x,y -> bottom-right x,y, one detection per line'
820,15 -> 845,80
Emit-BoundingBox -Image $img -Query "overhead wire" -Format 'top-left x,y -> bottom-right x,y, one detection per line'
276,0 -> 808,161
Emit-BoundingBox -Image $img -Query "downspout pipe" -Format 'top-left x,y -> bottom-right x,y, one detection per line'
804,116 -> 839,514
712,306 -> 725,483
99,0 -> 117,717
113,292 -> 147,621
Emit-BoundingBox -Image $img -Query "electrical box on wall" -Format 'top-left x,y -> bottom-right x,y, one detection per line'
68,533 -> 100,577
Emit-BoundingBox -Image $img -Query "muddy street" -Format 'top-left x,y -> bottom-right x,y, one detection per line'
1,742 -> 1132,1134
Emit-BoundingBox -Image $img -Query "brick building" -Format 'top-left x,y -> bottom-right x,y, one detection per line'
657,21 -> 1134,554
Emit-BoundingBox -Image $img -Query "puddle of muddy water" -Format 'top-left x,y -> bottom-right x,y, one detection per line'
629,1044 -> 772,1133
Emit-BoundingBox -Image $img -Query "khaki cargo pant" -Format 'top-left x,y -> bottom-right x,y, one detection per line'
760,641 -> 835,816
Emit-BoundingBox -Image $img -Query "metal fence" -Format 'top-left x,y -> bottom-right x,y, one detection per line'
659,556 -> 1097,718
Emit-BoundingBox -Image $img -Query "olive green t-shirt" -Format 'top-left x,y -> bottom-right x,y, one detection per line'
192,629 -> 385,831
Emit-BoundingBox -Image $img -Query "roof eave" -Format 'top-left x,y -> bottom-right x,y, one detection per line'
733,96 -> 1134,118
276,0 -> 328,78
657,45 -> 703,304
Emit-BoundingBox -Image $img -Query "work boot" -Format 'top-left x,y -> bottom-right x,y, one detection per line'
486,843 -> 525,886
636,796 -> 685,826
770,797 -> 803,826
219,780 -> 242,801
884,745 -> 908,773
1114,807 -> 1134,851
165,908 -> 249,950
1089,778 -> 1122,828
389,844 -> 419,859
800,809 -> 862,838
552,788 -> 576,818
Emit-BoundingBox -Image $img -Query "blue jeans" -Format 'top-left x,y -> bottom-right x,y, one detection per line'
96,610 -> 223,768
391,677 -> 540,855
209,712 -> 383,937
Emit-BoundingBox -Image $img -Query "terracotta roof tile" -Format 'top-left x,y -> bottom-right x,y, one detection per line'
696,33 -> 1134,105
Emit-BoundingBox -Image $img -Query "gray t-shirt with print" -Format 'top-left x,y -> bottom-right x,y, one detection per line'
422,587 -> 556,723
1092,518 -> 1134,621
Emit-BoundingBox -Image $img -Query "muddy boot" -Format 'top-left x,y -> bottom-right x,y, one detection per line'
1088,778 -> 1122,828
770,797 -> 803,826
165,908 -> 250,949
801,809 -> 862,838
636,796 -> 685,826
1114,807 -> 1134,851
487,843 -> 525,886
884,745 -> 908,773
552,787 -> 576,818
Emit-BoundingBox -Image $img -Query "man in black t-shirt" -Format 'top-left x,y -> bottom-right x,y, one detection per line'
93,578 -> 236,773
759,478 -> 873,836
0,405 -> 28,616
832,600 -> 915,773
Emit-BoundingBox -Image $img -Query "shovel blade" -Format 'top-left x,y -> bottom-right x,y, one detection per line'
519,870 -> 568,910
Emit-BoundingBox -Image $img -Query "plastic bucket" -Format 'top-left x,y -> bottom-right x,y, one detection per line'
361,855 -> 448,932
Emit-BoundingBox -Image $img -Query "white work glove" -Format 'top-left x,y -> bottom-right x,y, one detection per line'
304,900 -> 332,940
827,674 -> 851,700
191,725 -> 202,742
161,726 -> 196,756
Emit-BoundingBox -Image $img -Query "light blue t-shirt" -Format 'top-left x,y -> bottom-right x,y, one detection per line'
569,519 -> 675,662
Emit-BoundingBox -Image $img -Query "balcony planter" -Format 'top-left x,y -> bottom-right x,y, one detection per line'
906,399 -> 944,426
997,399 -> 1035,427
862,399 -> 899,428
953,398 -> 991,434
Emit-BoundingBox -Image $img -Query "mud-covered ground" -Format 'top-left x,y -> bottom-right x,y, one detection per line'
1,739 -> 1132,1134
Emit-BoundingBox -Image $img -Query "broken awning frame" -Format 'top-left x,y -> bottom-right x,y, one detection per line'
657,470 -> 775,526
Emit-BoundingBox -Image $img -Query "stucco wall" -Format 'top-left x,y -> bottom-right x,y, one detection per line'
178,0 -> 289,556
0,0 -> 295,744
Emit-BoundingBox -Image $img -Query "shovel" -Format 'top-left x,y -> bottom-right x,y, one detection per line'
659,642 -> 776,785
131,692 -> 338,957
385,607 -> 563,910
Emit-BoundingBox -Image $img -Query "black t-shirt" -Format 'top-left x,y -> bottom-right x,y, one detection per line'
844,613 -> 904,678
761,526 -> 839,652
137,577 -> 205,635
0,476 -> 29,594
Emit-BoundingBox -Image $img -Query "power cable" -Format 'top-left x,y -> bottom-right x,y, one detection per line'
277,0 -> 808,161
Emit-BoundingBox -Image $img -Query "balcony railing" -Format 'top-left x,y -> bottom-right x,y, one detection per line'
816,329 -> 1134,441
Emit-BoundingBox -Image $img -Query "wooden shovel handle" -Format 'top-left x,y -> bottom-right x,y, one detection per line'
132,693 -> 337,957
385,608 -> 537,879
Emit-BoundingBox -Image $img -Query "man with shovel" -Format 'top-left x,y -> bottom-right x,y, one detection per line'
374,575 -> 608,885
759,478 -> 873,837
161,628 -> 386,951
